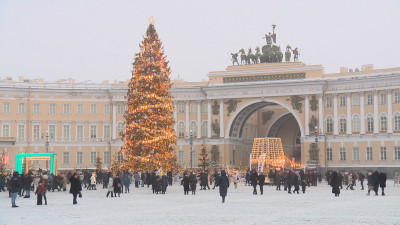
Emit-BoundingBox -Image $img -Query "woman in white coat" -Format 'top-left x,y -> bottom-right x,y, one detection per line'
232,172 -> 239,189
90,173 -> 97,190
106,177 -> 114,197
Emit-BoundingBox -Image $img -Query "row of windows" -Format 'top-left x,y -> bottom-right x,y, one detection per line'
326,146 -> 400,161
177,121 -> 208,137
1,123 -> 125,139
177,102 -> 208,114
2,103 -> 125,116
177,150 -> 197,165
62,151 -> 123,165
325,92 -> 400,108
326,113 -> 400,133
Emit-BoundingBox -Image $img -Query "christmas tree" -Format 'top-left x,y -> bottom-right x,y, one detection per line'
197,143 -> 210,170
110,152 -> 120,174
95,153 -> 103,172
121,18 -> 177,172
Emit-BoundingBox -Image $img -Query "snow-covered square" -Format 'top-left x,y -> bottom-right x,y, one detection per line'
1,180 -> 399,225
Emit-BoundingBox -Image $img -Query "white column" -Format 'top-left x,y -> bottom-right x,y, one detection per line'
207,100 -> 212,138
333,94 -> 339,135
173,101 -> 178,135
373,90 -> 379,134
360,92 -> 365,134
112,102 -> 117,140
185,100 -> 190,135
219,99 -> 224,138
346,93 -> 352,135
318,94 -> 324,134
197,100 -> 201,138
387,89 -> 393,134
305,95 -> 309,136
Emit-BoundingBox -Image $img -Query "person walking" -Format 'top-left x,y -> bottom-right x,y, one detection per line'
216,170 -> 229,203
106,177 -> 114,197
212,171 -> 219,189
251,170 -> 258,195
113,174 -> 122,197
358,172 -> 365,190
258,172 -> 265,195
372,171 -> 380,196
23,173 -> 32,198
10,171 -> 21,207
69,173 -> 82,204
181,174 -> 190,195
189,172 -> 197,195
232,172 -> 239,189
134,172 -> 140,188
330,171 -> 340,197
124,174 -> 131,193
379,170 -> 387,196
287,171 -> 294,194
293,171 -> 300,194
35,180 -> 46,205
161,174 -> 168,194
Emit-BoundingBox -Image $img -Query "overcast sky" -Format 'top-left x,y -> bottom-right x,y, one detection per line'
0,0 -> 399,83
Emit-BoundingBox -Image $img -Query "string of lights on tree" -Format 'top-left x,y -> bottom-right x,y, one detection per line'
121,17 -> 177,172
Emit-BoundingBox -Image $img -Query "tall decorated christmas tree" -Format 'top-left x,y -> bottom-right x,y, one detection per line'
197,143 -> 210,170
121,18 -> 177,172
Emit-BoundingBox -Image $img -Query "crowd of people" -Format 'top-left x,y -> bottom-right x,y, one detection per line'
0,167 -> 389,207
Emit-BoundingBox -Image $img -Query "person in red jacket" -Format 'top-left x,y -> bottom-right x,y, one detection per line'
35,180 -> 46,205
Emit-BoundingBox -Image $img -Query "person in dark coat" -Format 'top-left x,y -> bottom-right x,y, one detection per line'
338,172 -> 343,189
146,171 -> 152,188
372,171 -> 380,195
358,172 -> 365,190
250,170 -> 258,195
35,180 -> 46,205
141,172 -> 146,187
167,171 -> 173,186
287,171 -> 294,194
300,170 -> 307,194
10,171 -> 22,207
245,171 -> 250,186
293,171 -> 300,194
330,171 -> 340,197
113,174 -> 122,197
258,172 -> 265,195
69,173 -> 82,204
181,174 -> 190,195
274,171 -> 281,190
212,171 -> 219,189
161,174 -> 168,194
23,173 -> 33,198
216,170 -> 229,203
378,170 -> 387,196
189,172 -> 197,195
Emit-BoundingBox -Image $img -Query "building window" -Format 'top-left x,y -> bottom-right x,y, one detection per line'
367,94 -> 373,105
117,104 -> 124,115
352,115 -> 360,132
394,92 -> 400,104
366,114 -> 374,132
117,122 -> 124,137
3,102 -> 10,114
33,125 -> 40,139
191,149 -> 196,165
339,96 -> 345,107
18,124 -> 25,138
2,124 -> 10,137
77,152 -> 83,164
326,148 -> 332,161
104,104 -> 110,115
202,102 -> 208,114
380,93 -> 386,105
352,94 -> 359,106
178,103 -> 184,114
103,125 -> 111,139
90,104 -> 97,115
339,116 -> 346,133
202,121 -> 208,137
77,104 -> 83,114
366,147 -> 373,161
104,151 -> 110,164
63,152 -> 69,164
33,104 -> 40,115
77,125 -> 84,140
18,103 -> 25,114
326,116 -> 333,133
63,104 -> 70,115
178,121 -> 185,137
63,125 -> 70,139
178,150 -> 184,164
90,125 -> 97,139
190,121 -> 197,136
352,147 -> 359,161
380,114 -> 387,131
49,104 -> 56,115
90,152 -> 96,164
339,148 -> 346,161
326,97 -> 332,108
395,147 -> 400,160
395,113 -> 400,131
190,103 -> 197,114
117,151 -> 123,163
380,147 -> 386,161
48,125 -> 56,139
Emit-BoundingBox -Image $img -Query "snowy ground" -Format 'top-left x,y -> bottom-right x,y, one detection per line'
1,181 -> 399,225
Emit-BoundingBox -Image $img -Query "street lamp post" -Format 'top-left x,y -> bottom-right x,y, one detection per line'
314,126 -> 319,173
45,131 -> 49,171
188,130 -> 194,169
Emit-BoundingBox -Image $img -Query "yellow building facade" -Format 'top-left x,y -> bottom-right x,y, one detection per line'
1,62 -> 400,176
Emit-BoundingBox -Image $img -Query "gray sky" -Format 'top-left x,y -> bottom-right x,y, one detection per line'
0,0 -> 399,83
